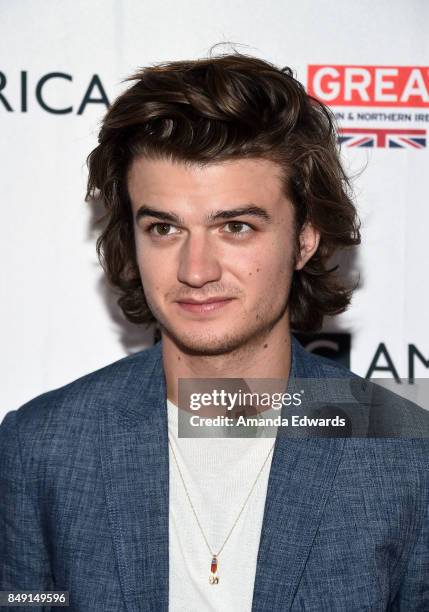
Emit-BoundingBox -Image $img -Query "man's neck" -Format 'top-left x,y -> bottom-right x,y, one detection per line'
162,324 -> 292,406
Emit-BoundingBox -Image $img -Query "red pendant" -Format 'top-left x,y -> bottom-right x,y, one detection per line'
209,556 -> 219,584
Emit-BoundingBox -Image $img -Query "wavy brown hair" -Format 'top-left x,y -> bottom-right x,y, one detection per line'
86,51 -> 361,332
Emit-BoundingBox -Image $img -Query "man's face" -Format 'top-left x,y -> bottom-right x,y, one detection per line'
127,156 -> 314,355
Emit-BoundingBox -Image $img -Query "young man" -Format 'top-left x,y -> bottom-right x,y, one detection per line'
1,53 -> 428,611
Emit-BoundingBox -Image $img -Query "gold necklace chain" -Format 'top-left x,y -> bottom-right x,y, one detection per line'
168,435 -> 276,584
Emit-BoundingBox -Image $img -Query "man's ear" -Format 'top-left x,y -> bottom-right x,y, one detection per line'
295,223 -> 320,270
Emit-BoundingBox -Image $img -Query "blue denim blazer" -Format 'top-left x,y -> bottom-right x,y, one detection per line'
1,337 -> 428,611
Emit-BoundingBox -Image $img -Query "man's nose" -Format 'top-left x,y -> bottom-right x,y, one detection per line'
177,232 -> 222,287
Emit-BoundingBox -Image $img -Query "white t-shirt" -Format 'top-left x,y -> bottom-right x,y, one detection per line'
167,399 -> 277,612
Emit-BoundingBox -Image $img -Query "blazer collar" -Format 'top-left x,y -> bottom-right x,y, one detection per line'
99,336 -> 346,611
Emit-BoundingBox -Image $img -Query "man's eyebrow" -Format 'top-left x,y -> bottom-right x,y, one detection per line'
134,204 -> 272,224
207,205 -> 272,223
135,206 -> 183,224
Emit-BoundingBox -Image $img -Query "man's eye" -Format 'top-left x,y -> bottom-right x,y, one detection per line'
148,223 -> 179,236
223,222 -> 253,235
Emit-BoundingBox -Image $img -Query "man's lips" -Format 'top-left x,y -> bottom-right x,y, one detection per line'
175,297 -> 235,314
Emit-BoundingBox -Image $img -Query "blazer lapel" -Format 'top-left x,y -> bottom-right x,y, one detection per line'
99,343 -> 169,612
251,338 -> 347,611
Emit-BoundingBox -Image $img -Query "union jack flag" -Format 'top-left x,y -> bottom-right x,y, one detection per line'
338,128 -> 426,149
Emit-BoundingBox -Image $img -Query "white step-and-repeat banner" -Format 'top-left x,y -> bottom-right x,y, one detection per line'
1,0 -> 428,420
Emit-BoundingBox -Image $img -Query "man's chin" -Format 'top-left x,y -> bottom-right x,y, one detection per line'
160,327 -> 252,357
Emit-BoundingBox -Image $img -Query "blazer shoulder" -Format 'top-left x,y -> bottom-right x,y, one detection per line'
292,337 -> 429,450
2,342 -> 162,434
292,335 -> 358,380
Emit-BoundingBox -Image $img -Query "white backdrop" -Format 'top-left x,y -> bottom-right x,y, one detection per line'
1,0 -> 428,421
